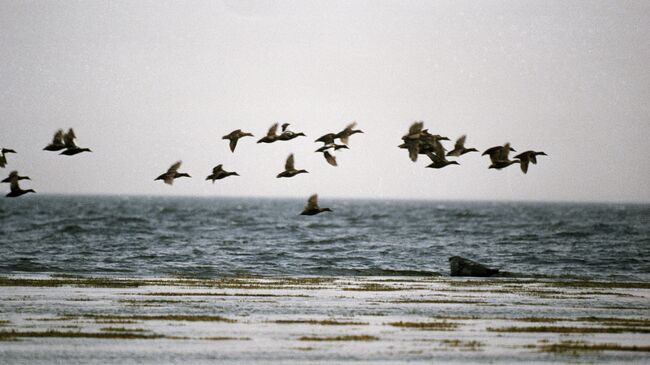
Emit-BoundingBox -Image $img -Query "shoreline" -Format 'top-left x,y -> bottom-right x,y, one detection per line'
1,275 -> 650,364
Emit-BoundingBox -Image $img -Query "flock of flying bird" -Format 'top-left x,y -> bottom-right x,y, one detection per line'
1,121 -> 547,215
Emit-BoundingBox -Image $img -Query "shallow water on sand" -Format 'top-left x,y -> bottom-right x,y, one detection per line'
0,196 -> 649,280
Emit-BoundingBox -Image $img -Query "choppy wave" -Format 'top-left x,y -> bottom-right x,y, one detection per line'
0,196 -> 649,280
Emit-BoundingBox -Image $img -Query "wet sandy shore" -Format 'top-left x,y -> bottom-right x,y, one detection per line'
1,275 -> 649,364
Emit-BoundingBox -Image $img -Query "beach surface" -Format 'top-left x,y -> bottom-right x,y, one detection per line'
1,275 -> 649,364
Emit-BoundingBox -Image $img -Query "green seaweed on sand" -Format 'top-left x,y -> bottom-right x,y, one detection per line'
383,299 -> 486,304
100,327 -> 148,332
537,340 -> 650,353
298,335 -> 379,341
201,336 -> 251,341
142,292 -> 309,298
78,314 -> 236,323
440,339 -> 484,351
578,317 -> 650,327
487,326 -> 650,334
271,319 -> 368,326
0,329 -> 163,340
388,321 -> 459,330
0,277 -> 143,288
344,283 -> 403,291
545,280 -> 650,290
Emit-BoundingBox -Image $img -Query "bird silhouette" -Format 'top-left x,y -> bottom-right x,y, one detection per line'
222,129 -> 254,152
0,148 -> 16,168
206,164 -> 239,182
2,171 -> 30,183
447,135 -> 478,157
60,128 -> 92,156
514,150 -> 548,173
43,129 -> 66,151
300,194 -> 332,215
484,143 -> 519,170
277,123 -> 306,141
257,123 -> 279,144
5,177 -> 35,198
277,154 -> 308,178
155,161 -> 191,185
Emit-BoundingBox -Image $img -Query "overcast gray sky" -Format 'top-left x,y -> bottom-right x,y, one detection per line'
1,0 -> 648,202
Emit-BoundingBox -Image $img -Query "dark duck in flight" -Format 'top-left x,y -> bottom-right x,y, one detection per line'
257,123 -> 280,144
43,129 -> 66,151
60,128 -> 92,156
277,123 -> 306,141
514,150 -> 548,173
155,161 -> 191,185
2,171 -> 30,183
222,129 -> 254,152
300,194 -> 332,215
4,173 -> 35,198
425,141 -> 459,169
0,148 -> 16,168
277,153 -> 308,178
335,122 -> 363,145
446,135 -> 478,157
206,164 -> 239,182
483,143 -> 520,170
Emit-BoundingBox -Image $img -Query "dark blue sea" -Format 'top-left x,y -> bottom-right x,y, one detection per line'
1,196 -> 649,280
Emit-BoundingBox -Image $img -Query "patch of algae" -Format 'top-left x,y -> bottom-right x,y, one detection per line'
487,326 -> 650,334
388,321 -> 459,330
298,335 -> 379,341
536,340 -> 650,354
271,319 -> 368,326
0,329 -> 164,340
440,339 -> 484,351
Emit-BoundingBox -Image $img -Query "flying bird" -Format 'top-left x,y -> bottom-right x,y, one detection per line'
335,122 -> 363,145
446,135 -> 478,157
43,129 -> 66,151
0,148 -> 16,168
277,123 -> 306,141
206,164 -> 239,182
2,171 -> 30,183
257,123 -> 279,144
483,143 -> 520,170
514,150 -> 548,173
300,194 -> 332,215
60,128 -> 92,156
5,178 -> 35,198
222,129 -> 254,152
155,161 -> 191,185
425,142 -> 459,169
277,153 -> 308,178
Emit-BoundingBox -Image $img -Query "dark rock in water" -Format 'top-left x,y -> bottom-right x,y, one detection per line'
449,256 -> 499,277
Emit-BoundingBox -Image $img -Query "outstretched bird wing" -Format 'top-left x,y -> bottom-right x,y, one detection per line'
498,143 -> 512,161
168,161 -> 182,173
281,123 -> 290,132
267,123 -> 279,137
285,154 -> 295,171
63,128 -> 77,148
212,164 -> 224,174
229,139 -> 238,152
338,122 -> 357,144
408,121 -> 424,137
53,129 -> 64,144
306,194 -> 319,210
323,151 -> 337,166
426,151 -> 443,164
454,135 -> 466,150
